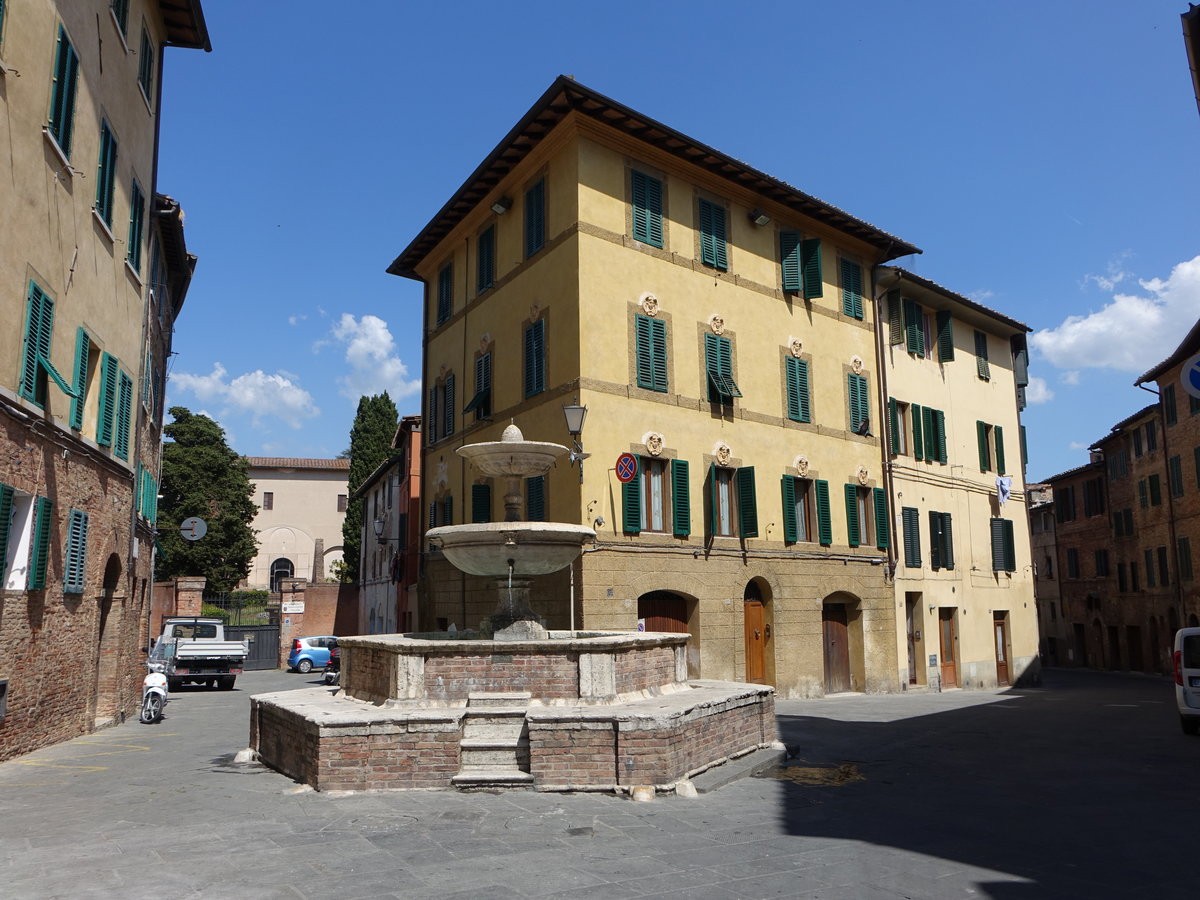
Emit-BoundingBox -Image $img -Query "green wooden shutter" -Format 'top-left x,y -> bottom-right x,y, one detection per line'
526,476 -> 545,522
95,121 -> 118,226
698,198 -> 727,270
780,231 -> 801,291
437,263 -> 452,324
623,466 -> 641,534
649,318 -> 667,392
0,484 -> 13,583
737,467 -> 758,538
814,479 -> 832,546
525,179 -> 545,257
902,507 -> 920,566
929,510 -> 942,569
911,403 -> 925,460
524,320 -> 545,397
781,475 -> 797,543
903,298 -> 922,355
111,0 -> 129,34
707,463 -> 719,536
115,370 -> 133,460
848,374 -> 868,433
995,425 -> 1006,475
63,509 -> 89,594
443,374 -> 455,437
934,409 -> 948,463
887,292 -> 903,344
873,487 -> 889,550
471,483 -> 491,524
442,495 -> 454,526
427,385 -> 438,444
1020,424 -> 1028,468
477,226 -> 495,292
20,283 -> 55,403
800,239 -> 822,299
975,330 -> 991,379
631,170 -> 663,247
127,180 -> 145,271
635,316 -> 667,392
888,397 -> 899,454
671,459 -> 690,537
935,310 -> 955,361
840,259 -> 863,319
1003,519 -> 1016,571
786,357 -> 810,422
137,28 -> 154,100
990,518 -> 1007,571
49,26 -> 79,157
977,421 -> 990,471
29,496 -> 52,590
920,406 -> 933,457
844,483 -> 860,547
941,513 -> 954,570
97,353 -> 118,447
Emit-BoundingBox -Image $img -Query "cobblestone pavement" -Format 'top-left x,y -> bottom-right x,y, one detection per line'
0,667 -> 1194,899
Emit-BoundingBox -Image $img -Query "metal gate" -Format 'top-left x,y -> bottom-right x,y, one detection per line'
225,625 -> 280,670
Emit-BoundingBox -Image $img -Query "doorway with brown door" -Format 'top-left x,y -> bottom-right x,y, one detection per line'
637,590 -> 698,676
742,579 -> 772,685
905,593 -> 925,686
822,602 -> 851,693
938,608 -> 958,688
993,612 -> 1010,686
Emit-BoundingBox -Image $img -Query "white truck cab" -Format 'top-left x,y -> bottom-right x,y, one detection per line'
1173,627 -> 1200,735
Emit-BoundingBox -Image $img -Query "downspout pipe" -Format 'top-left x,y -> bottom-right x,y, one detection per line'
872,266 -> 905,583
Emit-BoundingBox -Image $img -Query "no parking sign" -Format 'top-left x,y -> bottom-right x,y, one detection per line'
616,453 -> 638,483
1182,352 -> 1200,400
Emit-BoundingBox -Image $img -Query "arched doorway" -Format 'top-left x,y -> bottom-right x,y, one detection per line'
270,558 -> 294,593
94,554 -> 123,723
822,593 -> 863,694
638,591 -> 689,633
743,579 -> 772,685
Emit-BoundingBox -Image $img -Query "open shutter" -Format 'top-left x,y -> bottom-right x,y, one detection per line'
903,298 -> 922,355
935,310 -> 955,361
0,484 -> 13,582
477,226 -> 495,292
975,331 -> 991,379
874,487 -> 889,550
63,509 -> 89,593
649,318 -> 667,392
21,284 -> 56,402
942,513 -> 955,569
526,476 -> 545,522
442,495 -> 453,526
814,479 -> 832,546
671,459 -> 690,537
911,403 -> 925,460
781,475 -> 797,543
114,371 -> 133,460
995,426 -> 1006,475
887,292 -> 903,344
708,463 -> 719,536
699,199 -> 727,269
934,410 -> 948,463
801,239 -> 822,299
840,259 -> 863,318
525,179 -> 545,257
844,483 -> 860,547
920,407 -> 934,459
443,374 -> 455,437
70,328 -> 90,430
471,483 -> 491,524
786,357 -> 809,422
632,171 -> 663,247
902,507 -> 920,566
97,353 -> 118,447
1003,519 -> 1016,571
427,385 -> 438,444
736,467 -> 758,538
888,397 -> 899,454
524,320 -> 545,397
29,496 -> 52,590
929,511 -> 943,570
623,466 -> 641,533
636,316 -> 652,389
977,421 -> 990,471
780,231 -> 801,291
990,518 -> 1007,571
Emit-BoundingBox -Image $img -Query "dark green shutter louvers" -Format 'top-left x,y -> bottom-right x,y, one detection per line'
623,465 -> 641,533
63,509 -> 89,594
0,484 -> 13,582
780,231 -> 801,292
437,264 -> 452,325
977,421 -> 990,472
443,373 -> 455,438
631,170 -> 663,247
888,397 -> 899,454
477,226 -> 495,293
464,353 -> 491,417
922,407 -> 934,457
844,483 -> 860,547
934,410 -> 948,463
29,496 -> 52,590
636,316 -> 667,392
781,476 -> 797,543
814,479 -> 832,546
840,259 -> 863,319
525,179 -> 545,257
911,403 -> 924,460
49,27 -> 79,158
873,487 -> 889,550
708,463 -> 719,536
698,198 -> 727,270
737,467 -> 758,538
990,518 -> 1010,571
671,459 -> 690,537
524,320 -> 545,397
526,476 -> 545,522
995,425 -> 1006,475
800,239 -> 822,299
902,507 -> 920,567
427,385 -> 438,444
114,371 -> 133,460
903,298 -> 923,355
97,353 -> 118,447
929,511 -> 942,569
935,310 -> 954,362
975,331 -> 991,379
887,292 -> 903,344
471,484 -> 491,524
786,357 -> 810,422
942,513 -> 954,569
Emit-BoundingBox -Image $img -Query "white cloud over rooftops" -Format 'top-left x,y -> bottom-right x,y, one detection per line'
328,313 -> 422,401
171,363 -> 319,429
1030,255 -> 1200,373
1024,376 -> 1054,404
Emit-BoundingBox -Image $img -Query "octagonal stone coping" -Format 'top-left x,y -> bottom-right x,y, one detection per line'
426,521 -> 596,577
337,630 -> 690,707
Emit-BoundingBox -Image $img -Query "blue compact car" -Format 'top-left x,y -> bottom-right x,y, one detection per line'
288,635 -> 337,673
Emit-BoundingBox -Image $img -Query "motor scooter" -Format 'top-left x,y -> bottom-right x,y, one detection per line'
140,665 -> 168,724
323,644 -> 340,686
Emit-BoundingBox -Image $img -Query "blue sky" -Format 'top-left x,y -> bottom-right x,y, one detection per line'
157,0 -> 1200,480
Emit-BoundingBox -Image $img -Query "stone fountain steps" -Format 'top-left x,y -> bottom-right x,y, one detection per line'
451,692 -> 533,789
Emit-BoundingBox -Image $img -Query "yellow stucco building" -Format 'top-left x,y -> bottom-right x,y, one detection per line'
879,269 -> 1039,690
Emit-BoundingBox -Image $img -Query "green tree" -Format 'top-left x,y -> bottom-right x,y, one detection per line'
155,407 -> 259,592
341,392 -> 399,582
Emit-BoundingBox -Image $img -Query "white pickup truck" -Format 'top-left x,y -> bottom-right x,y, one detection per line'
149,617 -> 249,691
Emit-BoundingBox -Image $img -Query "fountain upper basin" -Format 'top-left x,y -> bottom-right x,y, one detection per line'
426,521 -> 596,576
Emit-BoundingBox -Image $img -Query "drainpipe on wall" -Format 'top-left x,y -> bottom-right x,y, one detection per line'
872,266 -> 904,585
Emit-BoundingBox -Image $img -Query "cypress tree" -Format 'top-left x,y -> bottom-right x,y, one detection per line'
341,392 -> 399,582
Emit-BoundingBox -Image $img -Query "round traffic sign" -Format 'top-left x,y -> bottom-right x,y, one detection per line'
1182,352 -> 1200,401
615,453 -> 639,483
180,516 -> 207,541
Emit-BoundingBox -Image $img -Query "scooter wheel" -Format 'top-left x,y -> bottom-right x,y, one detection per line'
141,694 -> 163,724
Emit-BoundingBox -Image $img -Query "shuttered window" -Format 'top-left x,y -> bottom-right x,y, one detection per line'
0,484 -> 13,584
705,333 -> 741,403
622,458 -> 641,534
526,476 -> 545,522
698,198 -> 728,270
635,315 -> 668,392
814,479 -> 832,546
29,497 -> 53,590
111,0 -> 130,35
737,467 -> 758,538
471,483 -> 492,524
935,310 -> 955,362
1179,537 -> 1194,581
840,259 -> 864,319
780,231 -> 801,292
785,357 -> 811,423
138,27 -> 154,102
95,122 -> 119,227
902,507 -> 921,567
990,518 -> 1016,572
1164,384 -> 1177,426
911,402 -> 925,460
929,511 -> 954,570
436,263 -> 452,325
887,293 -> 904,344
975,330 -> 991,380
1149,473 -> 1162,506
463,352 -> 492,420
903,298 -> 925,356
442,495 -> 453,527
442,373 -> 455,438
801,239 -> 822,299
1169,454 -> 1184,498
63,509 -> 89,594
631,170 -> 663,247
524,179 -> 545,257
781,476 -> 814,543
844,484 -> 864,547
97,353 -> 119,447
20,283 -> 55,405
477,226 -> 495,293
847,373 -> 869,434
707,465 -> 756,538
48,26 -> 79,157
127,180 -> 145,273
671,459 -> 690,537
873,487 -> 889,550
114,370 -> 133,460
427,385 -> 438,445
977,421 -> 1005,473
524,319 -> 546,397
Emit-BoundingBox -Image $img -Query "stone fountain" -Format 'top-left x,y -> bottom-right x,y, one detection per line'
249,424 -> 779,794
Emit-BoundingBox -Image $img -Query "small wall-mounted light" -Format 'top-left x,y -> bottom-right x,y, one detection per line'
928,605 -> 936,614
491,196 -> 512,215
749,209 -> 771,227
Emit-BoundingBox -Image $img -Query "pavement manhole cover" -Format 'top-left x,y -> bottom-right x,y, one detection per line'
757,763 -> 864,786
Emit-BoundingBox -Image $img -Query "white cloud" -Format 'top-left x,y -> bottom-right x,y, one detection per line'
1068,441 -> 1088,451
1025,376 -> 1054,404
1030,255 -> 1200,373
287,315 -> 307,326
968,289 -> 995,303
171,363 -> 319,429
1082,250 -> 1134,292
1060,371 -> 1080,386
328,314 -> 422,401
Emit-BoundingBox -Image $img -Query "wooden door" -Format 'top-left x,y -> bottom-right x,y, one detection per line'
905,597 -> 918,685
638,592 -> 688,633
939,609 -> 958,688
993,615 -> 1010,686
744,598 -> 765,683
823,604 -> 851,693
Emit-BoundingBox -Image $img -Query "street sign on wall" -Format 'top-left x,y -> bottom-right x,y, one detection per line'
616,453 -> 638,483
1182,352 -> 1200,400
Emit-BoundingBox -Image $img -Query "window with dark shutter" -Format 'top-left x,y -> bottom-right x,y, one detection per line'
847,374 -> 869,434
935,310 -> 955,362
114,370 -> 133,460
903,298 -> 924,356
873,487 -> 889,550
840,259 -> 863,319
138,27 -> 154,102
48,26 -> 79,157
990,518 -> 1016,572
781,476 -> 814,543
442,373 -> 455,438
427,385 -> 438,445
463,352 -> 492,420
95,122 -> 118,227
436,263 -> 452,325
524,319 -> 546,398
0,484 -> 14,584
1149,473 -> 1162,506
471,483 -> 492,524
698,198 -> 728,270
1164,384 -> 1177,426
780,231 -> 801,292
785,357 -> 810,423
975,331 -> 990,379
69,328 -> 91,430
1179,537 -> 1194,581
705,333 -> 741,403
525,179 -> 545,257
631,170 -> 663,247
737,467 -> 758,538
902,507 -> 921,567
526,476 -> 545,522
63,509 -> 89,594
801,239 -> 823,299
622,461 -> 641,534
29,497 -> 53,590
1169,455 -> 1184,497
671,459 -> 690,537
635,315 -> 668,392
127,180 -> 145,273
97,353 -> 119,447
814,479 -> 832,546
477,226 -> 495,293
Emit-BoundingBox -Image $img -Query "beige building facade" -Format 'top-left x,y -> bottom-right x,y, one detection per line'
244,458 -> 349,591
879,269 -> 1039,691
391,78 -> 935,698
0,0 -> 208,761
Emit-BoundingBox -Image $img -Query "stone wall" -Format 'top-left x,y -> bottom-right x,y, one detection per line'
423,651 -> 581,702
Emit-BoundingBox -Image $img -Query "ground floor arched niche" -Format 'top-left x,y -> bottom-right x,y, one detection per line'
270,558 -> 295,593
93,553 -> 124,723
742,578 -> 775,687
821,591 -> 865,695
637,590 -> 701,678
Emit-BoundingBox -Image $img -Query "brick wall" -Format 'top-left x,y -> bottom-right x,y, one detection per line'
614,645 -> 677,694
423,651 -> 580,701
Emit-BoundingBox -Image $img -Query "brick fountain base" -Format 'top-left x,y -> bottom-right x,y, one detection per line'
250,631 -> 778,793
